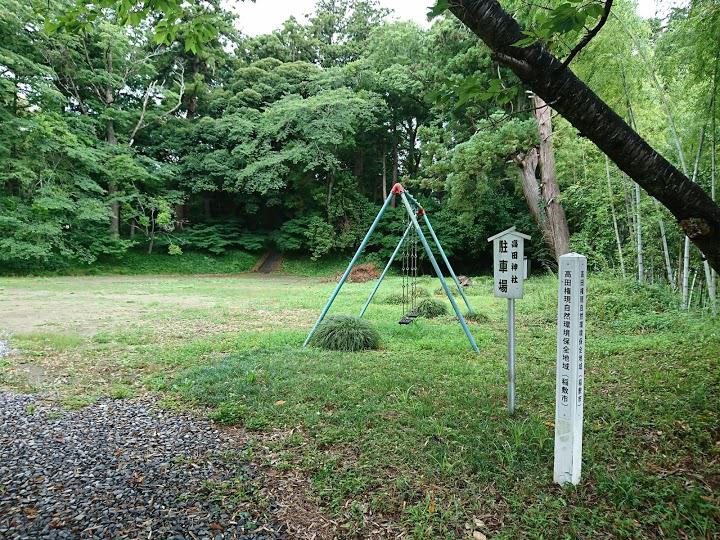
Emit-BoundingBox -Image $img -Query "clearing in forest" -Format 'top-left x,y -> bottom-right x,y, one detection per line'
0,273 -> 718,538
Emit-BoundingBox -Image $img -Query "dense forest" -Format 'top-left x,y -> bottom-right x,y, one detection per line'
1,0 -> 718,307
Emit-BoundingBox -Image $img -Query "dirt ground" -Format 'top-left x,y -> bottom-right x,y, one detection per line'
0,274 -> 315,336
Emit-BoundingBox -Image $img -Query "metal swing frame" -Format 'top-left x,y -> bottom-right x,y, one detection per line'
302,183 -> 479,353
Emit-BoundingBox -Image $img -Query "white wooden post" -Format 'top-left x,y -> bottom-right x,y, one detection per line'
488,227 -> 531,414
554,253 -> 588,485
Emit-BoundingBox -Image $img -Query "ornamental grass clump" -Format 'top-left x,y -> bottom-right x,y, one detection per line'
311,316 -> 380,352
382,288 -> 430,305
416,298 -> 447,318
462,310 -> 490,323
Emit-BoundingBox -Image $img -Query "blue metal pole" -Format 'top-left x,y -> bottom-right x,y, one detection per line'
303,191 -> 395,348
422,213 -> 474,314
358,223 -> 412,318
399,193 -> 479,353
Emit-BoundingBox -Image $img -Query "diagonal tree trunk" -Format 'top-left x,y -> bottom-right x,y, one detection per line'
447,0 -> 720,272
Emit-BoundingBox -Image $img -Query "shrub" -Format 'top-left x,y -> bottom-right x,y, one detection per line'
590,278 -> 678,322
434,285 -> 462,297
462,310 -> 490,323
383,288 -> 430,305
416,298 -> 448,318
310,316 -> 380,352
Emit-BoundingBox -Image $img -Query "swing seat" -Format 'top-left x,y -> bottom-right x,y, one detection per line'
398,309 -> 419,325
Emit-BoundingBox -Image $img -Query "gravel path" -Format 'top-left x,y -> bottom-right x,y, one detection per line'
0,392 -> 283,539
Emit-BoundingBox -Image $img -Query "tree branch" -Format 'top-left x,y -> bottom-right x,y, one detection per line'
447,0 -> 720,271
128,65 -> 185,147
563,0 -> 613,67
128,80 -> 157,146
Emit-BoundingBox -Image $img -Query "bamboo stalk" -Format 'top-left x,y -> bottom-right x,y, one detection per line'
605,156 -> 626,278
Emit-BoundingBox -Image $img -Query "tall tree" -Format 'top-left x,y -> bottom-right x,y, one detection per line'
445,0 -> 720,272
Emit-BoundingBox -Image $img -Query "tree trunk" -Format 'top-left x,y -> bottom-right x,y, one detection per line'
618,68 -> 645,284
406,119 -> 419,175
514,147 -> 563,261
533,95 -> 570,260
327,172 -> 335,218
186,56 -> 200,119
447,0 -> 720,271
392,128 -> 399,185
655,201 -> 674,288
634,182 -> 644,283
353,148 -> 364,177
683,123 -> 708,308
382,147 -> 387,200
106,119 -> 120,238
605,156 -> 626,278
704,257 -> 716,316
712,92 -> 717,315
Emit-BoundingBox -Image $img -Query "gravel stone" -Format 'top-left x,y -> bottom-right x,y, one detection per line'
0,392 -> 282,539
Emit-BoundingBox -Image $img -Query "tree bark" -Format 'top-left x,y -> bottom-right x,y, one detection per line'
106,119 -> 120,238
712,92 -> 717,315
382,146 -> 387,200
447,0 -> 720,271
634,182 -> 644,283
683,123 -> 708,308
514,148 -> 561,261
533,95 -> 569,259
655,200 -> 674,288
392,128 -> 399,185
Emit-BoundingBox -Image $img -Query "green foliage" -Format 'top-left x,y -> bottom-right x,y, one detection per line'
1,0 -> 717,303
383,288 -> 430,305
590,278 -> 679,322
161,224 -> 268,254
0,250 -> 258,277
463,310 -> 490,323
415,298 -> 447,318
310,315 -> 380,351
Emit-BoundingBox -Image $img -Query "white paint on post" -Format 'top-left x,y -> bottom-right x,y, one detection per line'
488,227 -> 530,414
554,253 -> 587,486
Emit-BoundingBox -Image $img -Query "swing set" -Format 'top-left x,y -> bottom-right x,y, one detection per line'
303,183 -> 480,352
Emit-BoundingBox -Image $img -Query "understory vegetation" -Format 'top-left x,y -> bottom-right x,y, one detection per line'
1,273 -> 717,538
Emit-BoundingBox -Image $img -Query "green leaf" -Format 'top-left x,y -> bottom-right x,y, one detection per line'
512,35 -> 538,47
427,0 -> 449,21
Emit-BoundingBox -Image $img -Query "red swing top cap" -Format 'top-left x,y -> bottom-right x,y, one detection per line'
391,183 -> 404,194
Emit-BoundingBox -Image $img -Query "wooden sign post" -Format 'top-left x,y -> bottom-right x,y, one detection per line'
554,253 -> 588,485
488,227 -> 530,414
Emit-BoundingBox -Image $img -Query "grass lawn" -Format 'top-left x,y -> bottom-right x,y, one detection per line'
1,272 -> 718,538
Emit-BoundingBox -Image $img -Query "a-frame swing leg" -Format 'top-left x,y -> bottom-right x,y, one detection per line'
358,222 -> 412,318
404,191 -> 474,315
421,213 -> 475,315
303,191 -> 395,348
399,193 -> 480,353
